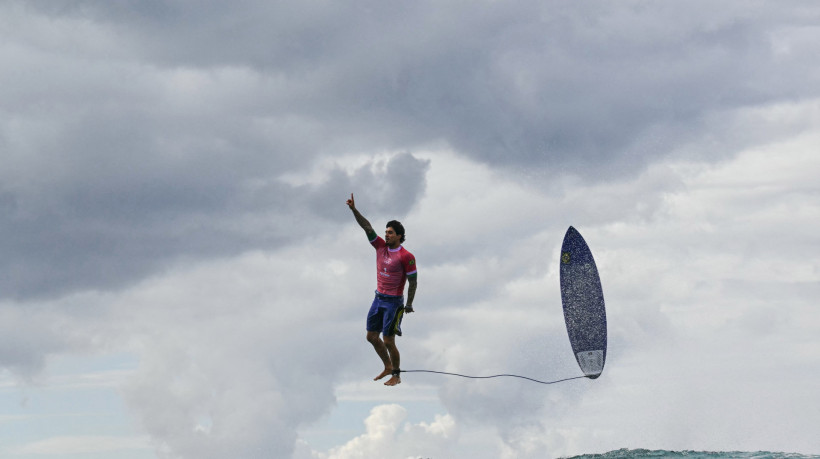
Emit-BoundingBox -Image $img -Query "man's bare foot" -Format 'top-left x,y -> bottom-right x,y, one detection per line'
384,375 -> 401,386
374,368 -> 392,381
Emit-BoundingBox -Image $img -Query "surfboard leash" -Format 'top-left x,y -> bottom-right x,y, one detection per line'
398,369 -> 590,385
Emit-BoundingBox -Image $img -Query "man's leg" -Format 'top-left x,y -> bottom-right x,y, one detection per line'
383,334 -> 401,386
367,331 -> 393,381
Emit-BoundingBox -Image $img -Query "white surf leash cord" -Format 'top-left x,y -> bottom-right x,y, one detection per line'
398,369 -> 590,385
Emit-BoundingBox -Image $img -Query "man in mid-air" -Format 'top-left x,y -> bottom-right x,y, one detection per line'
346,193 -> 417,386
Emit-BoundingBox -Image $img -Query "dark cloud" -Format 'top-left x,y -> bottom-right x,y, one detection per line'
2,1 -> 818,298
323,152 -> 430,216
3,0 -> 441,298
26,1 -> 817,172
0,151 -> 428,299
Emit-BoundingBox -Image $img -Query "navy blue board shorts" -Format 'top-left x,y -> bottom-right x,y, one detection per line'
366,291 -> 405,336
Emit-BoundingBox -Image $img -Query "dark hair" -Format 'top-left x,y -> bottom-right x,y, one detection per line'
386,220 -> 406,243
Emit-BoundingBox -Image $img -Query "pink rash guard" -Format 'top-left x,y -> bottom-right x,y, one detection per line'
370,235 -> 416,296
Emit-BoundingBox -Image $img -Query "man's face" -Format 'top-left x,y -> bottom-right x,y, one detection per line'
384,227 -> 400,247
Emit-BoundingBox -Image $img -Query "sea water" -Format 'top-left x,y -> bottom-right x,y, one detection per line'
565,449 -> 820,459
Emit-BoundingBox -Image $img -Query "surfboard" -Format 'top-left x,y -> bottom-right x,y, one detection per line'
559,226 -> 607,379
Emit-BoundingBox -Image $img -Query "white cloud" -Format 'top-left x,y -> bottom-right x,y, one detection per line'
307,404 -> 458,459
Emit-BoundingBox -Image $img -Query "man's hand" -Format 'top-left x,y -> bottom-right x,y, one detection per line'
348,193 -> 375,237
404,305 -> 414,314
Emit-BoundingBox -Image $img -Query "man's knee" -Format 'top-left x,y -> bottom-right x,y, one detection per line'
366,331 -> 381,344
382,335 -> 396,347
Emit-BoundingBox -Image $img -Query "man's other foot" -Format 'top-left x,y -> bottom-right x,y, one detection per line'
374,368 -> 392,381
384,375 -> 401,386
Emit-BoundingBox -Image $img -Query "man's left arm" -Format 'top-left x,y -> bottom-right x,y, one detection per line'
405,273 -> 417,313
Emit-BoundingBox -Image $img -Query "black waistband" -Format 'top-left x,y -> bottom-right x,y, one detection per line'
375,290 -> 403,300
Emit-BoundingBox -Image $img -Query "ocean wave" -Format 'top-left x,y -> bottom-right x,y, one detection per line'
564,449 -> 820,459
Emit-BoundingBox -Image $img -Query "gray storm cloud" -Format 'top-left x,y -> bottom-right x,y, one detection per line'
4,1 -> 818,299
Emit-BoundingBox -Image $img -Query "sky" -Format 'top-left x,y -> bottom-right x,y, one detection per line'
1,1 -> 819,458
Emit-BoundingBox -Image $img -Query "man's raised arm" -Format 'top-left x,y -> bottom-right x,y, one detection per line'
346,193 -> 377,240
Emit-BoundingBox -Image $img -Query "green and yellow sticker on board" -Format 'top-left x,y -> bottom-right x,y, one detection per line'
561,252 -> 571,264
